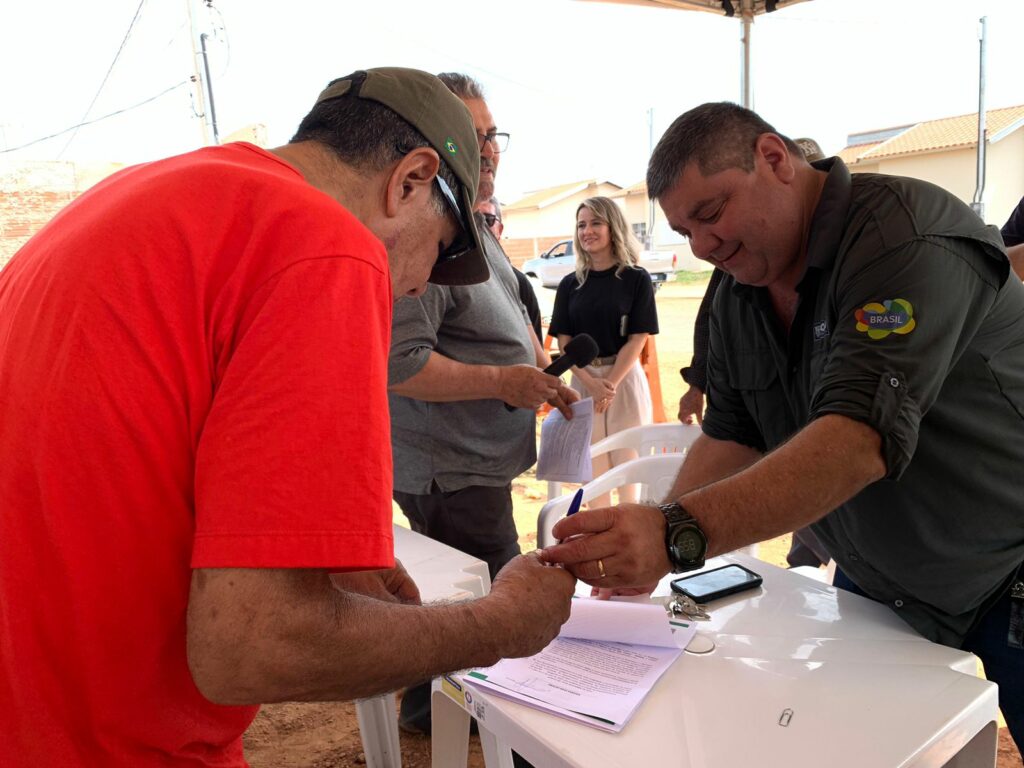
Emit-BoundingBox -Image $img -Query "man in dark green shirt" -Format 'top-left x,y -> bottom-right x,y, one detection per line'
541,102 -> 1024,750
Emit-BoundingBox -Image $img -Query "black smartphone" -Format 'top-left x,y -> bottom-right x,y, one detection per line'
670,563 -> 763,603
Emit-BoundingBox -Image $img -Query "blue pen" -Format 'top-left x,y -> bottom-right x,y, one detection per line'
557,488 -> 585,546
566,487 -> 585,518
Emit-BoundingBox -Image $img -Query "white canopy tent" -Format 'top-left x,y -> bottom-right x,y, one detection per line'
579,0 -> 812,108
579,2 -> 991,223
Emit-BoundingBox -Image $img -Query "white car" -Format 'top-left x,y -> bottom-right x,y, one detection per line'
521,240 -> 677,290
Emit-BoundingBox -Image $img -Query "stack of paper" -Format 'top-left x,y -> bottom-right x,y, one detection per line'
463,598 -> 695,732
536,397 -> 594,483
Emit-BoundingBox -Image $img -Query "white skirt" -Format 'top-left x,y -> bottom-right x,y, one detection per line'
571,359 -> 653,481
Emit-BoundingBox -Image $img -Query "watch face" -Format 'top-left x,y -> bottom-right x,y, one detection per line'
673,528 -> 705,563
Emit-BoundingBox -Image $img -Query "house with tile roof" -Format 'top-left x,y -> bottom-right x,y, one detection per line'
500,179 -> 622,266
609,181 -> 702,271
500,176 -> 704,270
839,105 -> 1024,226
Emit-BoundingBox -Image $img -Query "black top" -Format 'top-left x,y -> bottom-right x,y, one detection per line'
703,157 -> 1024,646
512,266 -> 543,342
548,265 -> 659,357
1001,196 -> 1024,247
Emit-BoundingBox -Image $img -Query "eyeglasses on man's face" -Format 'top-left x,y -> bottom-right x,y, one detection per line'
481,213 -> 500,228
477,132 -> 510,153
433,174 -> 473,266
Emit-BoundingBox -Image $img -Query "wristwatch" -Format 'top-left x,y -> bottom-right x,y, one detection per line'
658,502 -> 707,573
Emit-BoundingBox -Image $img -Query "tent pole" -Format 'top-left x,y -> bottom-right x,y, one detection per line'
740,1 -> 754,108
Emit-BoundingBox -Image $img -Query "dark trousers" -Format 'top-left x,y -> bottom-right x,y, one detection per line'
394,481 -> 522,582
392,482 -> 522,733
834,568 -> 1023,753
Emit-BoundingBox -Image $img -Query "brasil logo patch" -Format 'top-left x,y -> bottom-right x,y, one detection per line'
444,138 -> 458,155
855,299 -> 916,339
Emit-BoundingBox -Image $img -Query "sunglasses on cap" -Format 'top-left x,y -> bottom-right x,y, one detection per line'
433,175 -> 474,266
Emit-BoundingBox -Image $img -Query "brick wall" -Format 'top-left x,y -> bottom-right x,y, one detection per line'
0,161 -> 85,268
0,160 -> 127,269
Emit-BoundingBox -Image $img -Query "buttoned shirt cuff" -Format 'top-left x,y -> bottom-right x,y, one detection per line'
680,365 -> 707,391
811,369 -> 919,481
700,410 -> 767,452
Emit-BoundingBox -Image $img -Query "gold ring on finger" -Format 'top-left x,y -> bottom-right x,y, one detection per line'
597,558 -> 606,579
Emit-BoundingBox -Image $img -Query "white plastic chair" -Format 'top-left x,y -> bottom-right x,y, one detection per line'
546,423 -> 701,500
537,453 -> 685,548
592,422 -> 702,461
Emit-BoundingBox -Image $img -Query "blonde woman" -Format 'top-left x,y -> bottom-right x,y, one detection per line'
548,196 -> 659,506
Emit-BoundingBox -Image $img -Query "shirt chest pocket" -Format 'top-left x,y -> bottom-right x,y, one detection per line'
726,352 -> 794,448
614,293 -> 635,336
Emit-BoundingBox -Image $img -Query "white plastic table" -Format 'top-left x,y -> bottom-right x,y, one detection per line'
432,554 -> 998,768
354,524 -> 491,768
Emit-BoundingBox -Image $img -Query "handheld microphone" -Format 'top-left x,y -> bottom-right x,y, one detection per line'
543,333 -> 599,377
504,333 -> 599,411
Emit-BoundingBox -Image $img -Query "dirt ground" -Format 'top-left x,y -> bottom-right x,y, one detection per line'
245,699 -> 1023,768
243,280 -> 1021,767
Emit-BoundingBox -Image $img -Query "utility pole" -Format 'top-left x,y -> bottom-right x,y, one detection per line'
185,0 -> 217,146
970,16 -> 987,220
199,31 -> 220,145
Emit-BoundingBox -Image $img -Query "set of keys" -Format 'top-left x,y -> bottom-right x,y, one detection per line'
665,593 -> 711,621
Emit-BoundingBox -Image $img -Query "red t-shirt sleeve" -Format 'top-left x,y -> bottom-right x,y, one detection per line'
192,254 -> 394,570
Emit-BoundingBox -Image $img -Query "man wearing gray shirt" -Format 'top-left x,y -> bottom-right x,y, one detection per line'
388,73 -> 577,735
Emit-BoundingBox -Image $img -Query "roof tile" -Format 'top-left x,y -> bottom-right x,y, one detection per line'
505,179 -> 621,210
849,105 -> 1024,162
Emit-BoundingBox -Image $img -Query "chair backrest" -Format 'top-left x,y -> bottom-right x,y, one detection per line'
589,423 -> 701,462
545,423 -> 701,502
536,453 -> 685,548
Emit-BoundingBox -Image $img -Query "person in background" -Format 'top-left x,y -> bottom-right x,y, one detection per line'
478,196 -> 504,238
388,72 -> 578,737
548,196 -> 659,507
1001,194 -> 1024,280
678,136 -> 830,571
477,195 -> 543,342
0,67 -> 577,768
542,102 -> 1024,752
676,268 -> 723,425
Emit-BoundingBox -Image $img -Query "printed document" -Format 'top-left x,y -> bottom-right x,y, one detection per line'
536,397 -> 594,483
464,597 -> 696,732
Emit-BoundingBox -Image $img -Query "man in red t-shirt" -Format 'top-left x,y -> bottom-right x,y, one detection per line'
0,67 -> 575,767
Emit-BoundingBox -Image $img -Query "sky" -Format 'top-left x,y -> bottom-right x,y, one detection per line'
2,0 -> 1022,205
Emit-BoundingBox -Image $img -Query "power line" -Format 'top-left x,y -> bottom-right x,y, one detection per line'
58,0 -> 149,158
1,81 -> 189,154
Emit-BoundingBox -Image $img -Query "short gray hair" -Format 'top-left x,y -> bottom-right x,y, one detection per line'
436,72 -> 486,101
646,102 -> 800,200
